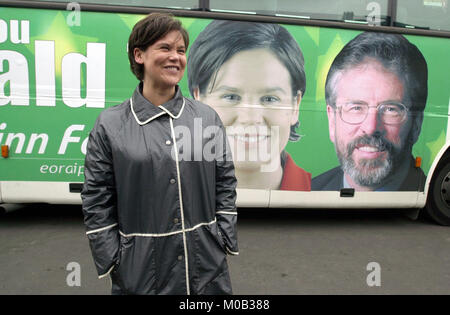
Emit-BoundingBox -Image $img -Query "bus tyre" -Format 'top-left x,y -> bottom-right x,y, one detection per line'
426,157 -> 450,226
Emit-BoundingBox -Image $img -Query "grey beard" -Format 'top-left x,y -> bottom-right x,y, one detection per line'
341,153 -> 393,187
336,134 -> 403,188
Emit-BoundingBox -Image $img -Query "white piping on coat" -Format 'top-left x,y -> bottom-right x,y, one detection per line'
118,219 -> 217,238
86,223 -> 118,235
170,117 -> 190,295
226,248 -> 239,256
160,98 -> 185,119
130,98 -> 165,125
216,211 -> 237,215
130,97 -> 186,125
98,264 -> 115,279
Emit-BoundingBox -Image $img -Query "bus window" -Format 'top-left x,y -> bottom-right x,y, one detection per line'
36,0 -> 200,10
396,0 -> 450,31
209,0 -> 389,25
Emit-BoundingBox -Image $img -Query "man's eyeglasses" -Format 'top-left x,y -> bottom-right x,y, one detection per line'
336,102 -> 408,125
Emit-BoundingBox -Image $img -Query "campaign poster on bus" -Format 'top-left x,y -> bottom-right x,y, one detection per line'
0,7 -> 449,192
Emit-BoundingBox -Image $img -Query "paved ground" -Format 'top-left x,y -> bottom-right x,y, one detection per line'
0,205 -> 449,295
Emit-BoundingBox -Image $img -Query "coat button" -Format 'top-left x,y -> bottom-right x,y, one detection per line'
178,255 -> 183,261
174,218 -> 179,224
170,178 -> 176,184
166,140 -> 171,145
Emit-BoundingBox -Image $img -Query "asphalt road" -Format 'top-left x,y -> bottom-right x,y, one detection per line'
0,205 -> 449,295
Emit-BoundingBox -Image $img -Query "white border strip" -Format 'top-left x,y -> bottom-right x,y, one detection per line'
275,13 -> 310,19
0,181 -> 426,209
119,219 -> 217,238
86,223 -> 118,235
210,8 -> 256,14
446,97 -> 450,142
212,103 -> 293,110
130,97 -> 165,125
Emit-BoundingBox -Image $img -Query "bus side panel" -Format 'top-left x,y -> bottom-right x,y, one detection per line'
0,181 -> 81,204
0,7 -> 449,208
270,191 -> 420,208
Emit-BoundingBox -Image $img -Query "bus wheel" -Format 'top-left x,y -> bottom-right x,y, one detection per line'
426,157 -> 450,226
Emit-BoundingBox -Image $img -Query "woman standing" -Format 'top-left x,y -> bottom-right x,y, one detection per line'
81,13 -> 238,295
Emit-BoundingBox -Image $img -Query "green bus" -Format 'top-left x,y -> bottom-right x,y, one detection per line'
1,0 -> 449,225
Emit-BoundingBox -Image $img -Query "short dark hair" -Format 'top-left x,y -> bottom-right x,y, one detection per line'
128,13 -> 189,81
187,20 -> 306,141
325,32 -> 428,113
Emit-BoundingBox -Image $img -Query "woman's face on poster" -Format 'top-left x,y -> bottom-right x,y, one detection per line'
196,48 -> 300,172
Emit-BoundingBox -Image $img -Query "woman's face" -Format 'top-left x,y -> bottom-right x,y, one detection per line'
196,48 -> 300,172
134,30 -> 187,89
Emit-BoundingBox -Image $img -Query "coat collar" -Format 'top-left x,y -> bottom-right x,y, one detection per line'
130,83 -> 185,125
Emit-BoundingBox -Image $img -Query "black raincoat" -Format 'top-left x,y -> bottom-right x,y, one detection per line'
81,84 -> 238,295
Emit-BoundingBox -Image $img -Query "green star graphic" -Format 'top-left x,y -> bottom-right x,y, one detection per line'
27,12 -> 99,77
314,34 -> 344,103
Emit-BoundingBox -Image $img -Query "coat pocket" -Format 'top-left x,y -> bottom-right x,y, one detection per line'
207,223 -> 227,253
111,234 -> 134,293
202,269 -> 233,295
112,235 -> 157,294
